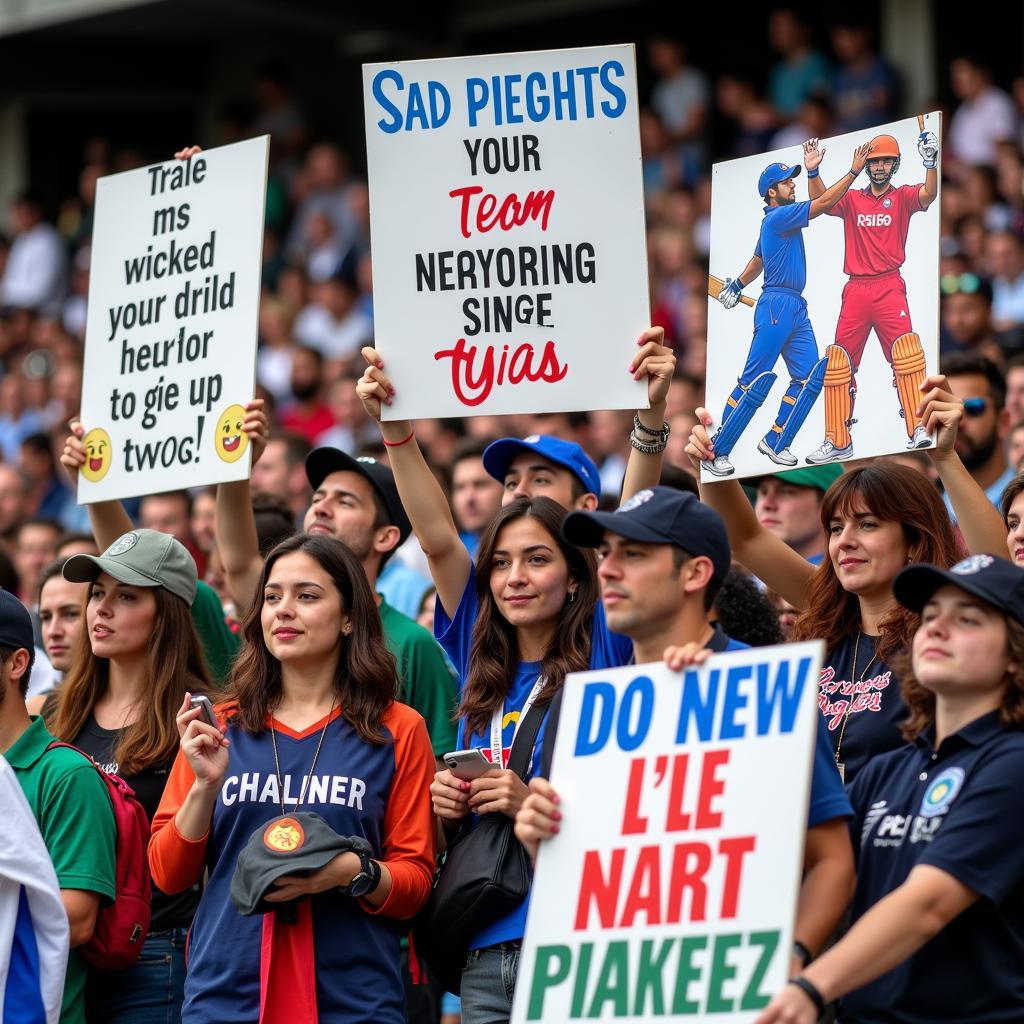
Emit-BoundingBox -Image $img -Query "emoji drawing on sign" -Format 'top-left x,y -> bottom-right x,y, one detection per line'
81,428 -> 112,482
215,404 -> 248,463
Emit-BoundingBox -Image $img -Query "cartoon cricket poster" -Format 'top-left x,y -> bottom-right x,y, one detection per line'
702,113 -> 941,482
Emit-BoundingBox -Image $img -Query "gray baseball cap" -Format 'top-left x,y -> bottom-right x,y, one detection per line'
63,529 -> 197,606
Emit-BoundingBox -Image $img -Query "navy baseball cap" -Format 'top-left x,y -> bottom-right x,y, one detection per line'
305,448 -> 412,546
758,161 -> 801,198
483,435 -> 601,499
563,486 -> 731,583
894,554 -> 1024,626
0,590 -> 35,671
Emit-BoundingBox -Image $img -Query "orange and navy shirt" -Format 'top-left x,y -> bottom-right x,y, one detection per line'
150,701 -> 435,1024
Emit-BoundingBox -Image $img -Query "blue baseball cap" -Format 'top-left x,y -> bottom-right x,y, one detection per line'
483,435 -> 601,498
894,554 -> 1024,626
758,161 -> 801,198
562,486 -> 731,584
0,589 -> 35,676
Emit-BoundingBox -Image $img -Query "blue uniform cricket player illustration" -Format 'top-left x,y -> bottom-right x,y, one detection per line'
703,138 -> 871,478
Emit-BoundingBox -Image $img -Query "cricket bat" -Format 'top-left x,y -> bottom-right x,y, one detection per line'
708,274 -> 755,308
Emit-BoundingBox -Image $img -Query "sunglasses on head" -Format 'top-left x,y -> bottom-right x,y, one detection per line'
941,272 -> 982,296
963,397 -> 989,417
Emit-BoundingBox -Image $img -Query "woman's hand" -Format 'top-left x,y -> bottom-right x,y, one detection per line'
176,693 -> 229,792
632,327 -> 675,408
430,768 -> 472,822
60,421 -> 87,483
242,398 -> 269,465
754,983 -> 819,1024
918,374 -> 963,460
663,642 -> 714,672
264,850 -> 363,903
175,145 -> 203,160
514,777 -> 562,863
683,407 -> 716,467
469,768 -> 530,817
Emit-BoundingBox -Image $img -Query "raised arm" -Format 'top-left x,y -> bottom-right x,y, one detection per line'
60,423 -> 133,548
808,143 -> 870,220
920,376 -> 1008,555
917,130 -> 939,210
685,408 -> 816,608
803,137 -> 826,200
357,347 -> 471,618
620,326 -> 676,502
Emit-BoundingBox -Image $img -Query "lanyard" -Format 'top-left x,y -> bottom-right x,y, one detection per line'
490,675 -> 545,770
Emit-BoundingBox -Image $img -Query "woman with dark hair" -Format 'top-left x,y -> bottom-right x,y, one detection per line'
149,533 -> 435,1024
686,375 -> 1007,782
1001,473 -> 1024,566
45,529 -> 212,1024
760,555 -> 1024,1023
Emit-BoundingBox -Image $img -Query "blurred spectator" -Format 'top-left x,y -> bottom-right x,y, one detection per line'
767,9 -> 830,119
646,36 -> 709,181
1009,421 -> 1024,472
588,409 -> 632,496
279,345 -> 335,442
255,295 -> 298,404
830,20 -> 898,132
949,56 -> 1018,168
250,491 -> 297,554
285,143 -> 360,264
13,518 -> 59,606
0,371 -> 47,463
19,433 -> 72,526
0,191 -> 66,317
249,429 -> 312,524
0,463 -> 29,558
1006,353 -> 1024,424
985,230 -> 1024,331
449,437 -> 502,557
140,490 -> 206,576
639,109 -> 685,196
62,244 -> 90,338
190,487 -> 217,554
293,260 -> 373,361
251,61 -> 308,186
942,352 -> 1014,509
770,95 -> 834,150
940,273 -> 1001,362
716,74 -> 778,159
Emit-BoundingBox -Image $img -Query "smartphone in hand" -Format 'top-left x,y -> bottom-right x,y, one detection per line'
189,695 -> 217,729
443,748 -> 492,781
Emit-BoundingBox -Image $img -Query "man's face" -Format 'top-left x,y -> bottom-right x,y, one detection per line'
867,157 -> 896,186
1009,425 -> 1024,472
0,466 -> 26,536
942,293 -> 991,345
39,576 -> 86,672
769,178 -> 796,206
501,452 -> 585,510
14,524 -> 59,598
251,440 -> 290,496
140,495 -> 191,544
754,479 -> 822,553
596,535 -> 692,639
946,372 -> 1002,469
452,457 -> 503,534
303,470 -> 383,562
1006,367 -> 1024,425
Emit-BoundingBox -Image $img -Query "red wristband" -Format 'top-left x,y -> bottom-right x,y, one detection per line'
382,430 -> 415,448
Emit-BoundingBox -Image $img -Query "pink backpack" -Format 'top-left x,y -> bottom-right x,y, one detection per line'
47,741 -> 152,969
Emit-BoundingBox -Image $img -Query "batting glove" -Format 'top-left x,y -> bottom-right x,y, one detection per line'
719,277 -> 743,309
918,131 -> 939,168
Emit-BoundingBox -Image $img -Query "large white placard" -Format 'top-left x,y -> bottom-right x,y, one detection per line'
702,114 -> 941,482
78,136 -> 268,503
363,45 -> 649,420
512,642 -> 824,1024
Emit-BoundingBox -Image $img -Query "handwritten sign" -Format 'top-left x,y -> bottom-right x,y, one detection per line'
512,642 -> 824,1023
78,136 -> 268,503
362,46 -> 649,419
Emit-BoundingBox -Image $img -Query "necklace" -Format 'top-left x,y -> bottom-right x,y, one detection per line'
268,700 -> 337,817
833,631 -> 877,784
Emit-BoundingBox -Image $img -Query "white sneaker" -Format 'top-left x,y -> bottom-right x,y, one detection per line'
757,438 -> 797,467
703,455 -> 735,477
907,425 -> 932,450
805,440 -> 855,465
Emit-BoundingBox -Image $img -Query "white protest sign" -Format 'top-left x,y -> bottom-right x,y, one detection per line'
702,113 -> 941,482
78,136 -> 269,503
363,45 -> 649,420
512,642 -> 824,1024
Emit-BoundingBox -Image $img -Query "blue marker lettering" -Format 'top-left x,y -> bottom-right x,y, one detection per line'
676,667 -> 720,744
372,69 -> 405,134
616,676 -> 654,751
575,681 -> 616,756
720,665 -> 752,740
755,657 -> 808,735
599,60 -> 627,118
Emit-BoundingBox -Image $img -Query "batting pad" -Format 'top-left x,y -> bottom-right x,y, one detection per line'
823,345 -> 854,449
892,332 -> 926,438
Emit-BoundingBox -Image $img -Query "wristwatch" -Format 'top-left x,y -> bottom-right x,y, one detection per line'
341,850 -> 381,898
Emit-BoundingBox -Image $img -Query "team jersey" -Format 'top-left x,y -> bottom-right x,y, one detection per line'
828,183 -> 925,277
149,702 -> 435,1024
754,200 -> 811,293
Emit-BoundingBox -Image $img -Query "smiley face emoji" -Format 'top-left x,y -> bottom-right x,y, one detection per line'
80,428 -> 112,482
215,404 -> 249,463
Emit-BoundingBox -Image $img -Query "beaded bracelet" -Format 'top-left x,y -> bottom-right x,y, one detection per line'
633,413 -> 670,439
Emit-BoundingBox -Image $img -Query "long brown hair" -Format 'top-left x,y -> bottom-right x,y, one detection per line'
458,497 -> 598,737
226,533 -> 396,744
791,464 -> 964,663
51,586 -> 212,775
895,614 -> 1024,740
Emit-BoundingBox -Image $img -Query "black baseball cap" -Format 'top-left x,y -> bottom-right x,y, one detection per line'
231,812 -> 373,916
0,590 -> 35,674
563,486 -> 731,584
305,448 -> 412,546
894,554 -> 1024,625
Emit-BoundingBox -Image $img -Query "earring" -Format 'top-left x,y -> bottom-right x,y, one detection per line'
567,590 -> 576,604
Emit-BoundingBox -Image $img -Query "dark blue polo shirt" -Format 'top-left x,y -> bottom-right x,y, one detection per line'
841,711 -> 1024,1022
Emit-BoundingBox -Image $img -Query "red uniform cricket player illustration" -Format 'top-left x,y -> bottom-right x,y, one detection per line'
802,123 -> 939,464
